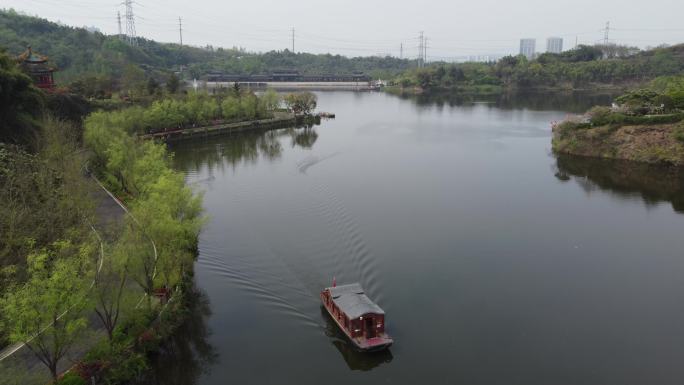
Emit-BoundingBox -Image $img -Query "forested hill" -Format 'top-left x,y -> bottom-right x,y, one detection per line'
0,9 -> 413,83
395,44 -> 684,92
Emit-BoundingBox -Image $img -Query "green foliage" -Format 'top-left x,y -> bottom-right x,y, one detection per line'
397,44 -> 684,92
166,73 -> 180,94
261,88 -> 281,111
85,92 -> 275,137
82,336 -> 149,384
1,240 -> 93,379
56,373 -> 87,385
69,75 -> 114,99
587,106 -> 613,125
0,48 -> 44,145
146,76 -> 160,96
672,122 -> 684,143
0,9 -> 413,89
121,64 -> 146,98
104,351 -> 148,384
84,110 -> 204,296
0,120 -> 93,292
283,92 -> 318,115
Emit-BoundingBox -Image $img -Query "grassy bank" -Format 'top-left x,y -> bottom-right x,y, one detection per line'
552,76 -> 684,166
553,119 -> 684,166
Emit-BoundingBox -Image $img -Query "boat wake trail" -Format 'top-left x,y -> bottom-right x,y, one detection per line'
198,248 -> 322,329
296,152 -> 340,174
307,178 -> 383,303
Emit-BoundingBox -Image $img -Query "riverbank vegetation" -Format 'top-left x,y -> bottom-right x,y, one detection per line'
552,75 -> 684,165
0,47 -> 205,384
393,44 -> 684,93
83,87 -> 296,136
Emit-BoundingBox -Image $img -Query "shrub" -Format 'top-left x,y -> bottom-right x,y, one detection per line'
673,122 -> 684,143
102,351 -> 148,384
56,373 -> 86,385
587,106 -> 613,125
553,119 -> 590,132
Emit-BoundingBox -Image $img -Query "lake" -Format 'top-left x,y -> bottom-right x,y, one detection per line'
159,91 -> 684,385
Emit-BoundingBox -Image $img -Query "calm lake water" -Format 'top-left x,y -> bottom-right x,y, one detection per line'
162,91 -> 684,385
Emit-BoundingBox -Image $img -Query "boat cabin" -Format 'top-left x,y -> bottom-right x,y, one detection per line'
320,283 -> 392,350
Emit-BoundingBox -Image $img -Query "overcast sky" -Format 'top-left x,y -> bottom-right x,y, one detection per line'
4,0 -> 684,59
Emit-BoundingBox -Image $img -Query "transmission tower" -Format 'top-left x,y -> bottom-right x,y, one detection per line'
603,21 -> 610,45
178,17 -> 183,46
124,0 -> 137,46
418,31 -> 424,67
117,11 -> 122,39
291,27 -> 295,52
400,43 -> 403,59
424,37 -> 428,65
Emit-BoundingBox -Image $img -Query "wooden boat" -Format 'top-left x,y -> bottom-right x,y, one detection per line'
320,282 -> 393,351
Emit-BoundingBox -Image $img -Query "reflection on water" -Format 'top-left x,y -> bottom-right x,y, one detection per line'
171,126 -> 319,174
554,155 -> 684,213
141,290 -> 218,385
320,307 -> 393,371
395,90 -> 617,113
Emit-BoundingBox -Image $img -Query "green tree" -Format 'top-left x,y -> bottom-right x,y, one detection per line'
146,76 -> 160,95
261,88 -> 281,111
93,241 -> 129,343
1,242 -> 92,380
231,82 -> 241,98
121,64 -> 146,98
166,72 -> 180,94
221,96 -> 241,120
0,50 -> 44,145
283,92 -> 317,115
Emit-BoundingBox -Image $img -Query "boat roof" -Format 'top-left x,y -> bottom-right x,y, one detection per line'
328,283 -> 384,319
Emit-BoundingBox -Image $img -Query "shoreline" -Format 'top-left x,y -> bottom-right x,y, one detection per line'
552,121 -> 684,166
141,113 -> 323,142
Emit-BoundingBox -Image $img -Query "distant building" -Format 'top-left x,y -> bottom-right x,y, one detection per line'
519,39 -> 536,59
546,37 -> 563,54
16,46 -> 55,89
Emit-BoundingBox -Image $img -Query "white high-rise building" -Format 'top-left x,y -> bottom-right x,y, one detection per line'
519,39 -> 536,59
546,37 -> 563,54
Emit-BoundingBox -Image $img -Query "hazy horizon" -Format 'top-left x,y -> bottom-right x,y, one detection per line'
3,0 -> 684,59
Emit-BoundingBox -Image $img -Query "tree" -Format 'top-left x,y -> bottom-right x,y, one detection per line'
1,242 -> 92,380
231,82 -> 241,98
147,76 -> 160,95
283,92 -> 317,115
93,242 -> 129,343
166,72 -> 180,94
0,50 -> 44,146
121,64 -> 146,98
261,88 -> 281,111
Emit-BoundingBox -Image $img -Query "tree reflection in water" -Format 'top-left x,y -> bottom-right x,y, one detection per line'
171,124 -> 320,175
320,307 -> 393,371
290,126 -> 319,149
394,90 -> 617,113
139,289 -> 218,385
554,154 -> 684,213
